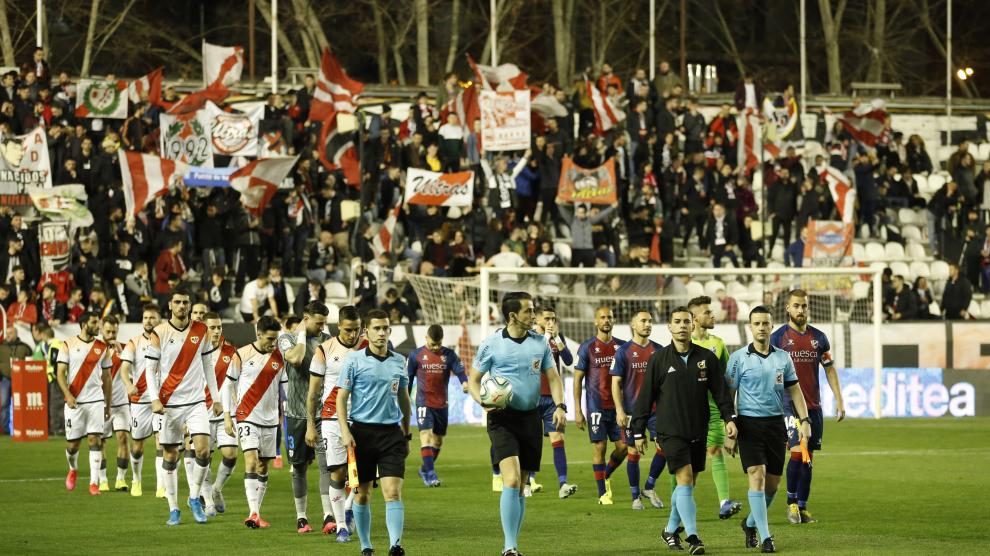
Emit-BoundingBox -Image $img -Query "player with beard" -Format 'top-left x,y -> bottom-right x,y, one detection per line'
118,304 -> 162,496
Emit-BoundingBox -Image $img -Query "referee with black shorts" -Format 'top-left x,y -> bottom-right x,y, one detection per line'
631,306 -> 737,555
469,292 -> 567,556
724,306 -> 812,554
336,309 -> 412,556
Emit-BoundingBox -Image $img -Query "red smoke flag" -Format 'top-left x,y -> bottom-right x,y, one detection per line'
819,166 -> 857,224
310,47 -> 364,122
128,67 -> 163,106
585,76 -> 623,135
119,151 -> 186,216
229,156 -> 299,216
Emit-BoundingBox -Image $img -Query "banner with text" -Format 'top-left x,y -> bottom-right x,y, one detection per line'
556,156 -> 617,205
0,127 -> 52,210
480,89 -> 531,152
39,221 -> 71,274
159,111 -> 214,167
205,101 -> 262,157
403,168 -> 474,206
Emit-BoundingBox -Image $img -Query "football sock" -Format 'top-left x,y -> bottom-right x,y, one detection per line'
189,457 -> 210,499
499,487 -> 521,551
201,466 -> 214,506
89,446 -> 103,486
747,491 -> 776,528
162,459 -> 179,512
183,452 -> 196,493
491,447 -> 500,475
432,446 -> 441,463
593,463 -> 606,496
66,448 -> 78,470
116,457 -> 128,481
420,446 -> 435,473
797,455 -> 813,509
516,490 -> 526,538
711,452 -> 730,503
99,455 -> 108,483
627,452 -> 641,499
256,473 -> 269,513
552,440 -> 567,484
645,448 -> 666,490
329,479 -> 347,528
674,485 -> 698,536
786,452 -> 802,505
747,490 -> 771,542
385,500 -> 404,547
130,452 -> 143,482
155,449 -> 164,491
215,456 -> 236,493
317,454 -> 333,518
665,487 -> 681,533
345,487 -> 355,511
353,502 -> 372,550
292,464 -> 308,518
245,472 -> 259,515
605,451 -> 626,479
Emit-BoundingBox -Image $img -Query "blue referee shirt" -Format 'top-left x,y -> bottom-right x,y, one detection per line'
337,347 -> 408,425
473,328 -> 555,411
725,343 -> 798,418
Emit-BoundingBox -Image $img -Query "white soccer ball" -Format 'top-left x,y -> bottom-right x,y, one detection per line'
479,374 -> 513,409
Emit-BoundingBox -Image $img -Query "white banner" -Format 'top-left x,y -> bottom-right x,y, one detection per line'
480,89 -> 531,152
39,221 -> 71,274
205,101 -> 263,157
74,79 -> 128,119
0,127 -> 52,207
159,111 -> 214,167
403,168 -> 474,206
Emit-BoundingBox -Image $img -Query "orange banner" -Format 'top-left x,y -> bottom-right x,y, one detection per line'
12,360 -> 48,441
556,156 -> 617,205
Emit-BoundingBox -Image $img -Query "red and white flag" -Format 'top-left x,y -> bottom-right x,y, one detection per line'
737,108 -> 762,173
440,84 -> 481,137
467,54 -> 528,91
372,205 -> 400,257
202,41 -> 244,88
820,165 -> 857,224
585,76 -> 624,135
128,67 -> 163,106
403,168 -> 474,206
229,156 -> 299,216
167,82 -> 229,116
837,101 -> 887,147
318,111 -> 361,187
310,47 -> 364,122
119,151 -> 186,216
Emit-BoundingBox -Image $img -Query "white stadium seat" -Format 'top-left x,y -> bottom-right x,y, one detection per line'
852,243 -> 866,261
927,173 -> 946,192
554,242 -> 572,266
852,280 -> 871,300
727,281 -> 748,298
929,301 -> 941,316
979,142 -> 990,161
937,145 -> 955,165
897,208 -> 917,226
325,281 -> 349,301
901,225 -> 922,242
735,301 -> 751,322
686,280 -> 706,298
910,261 -> 930,279
704,280 -> 726,297
907,242 -> 929,260
930,260 -> 950,281
885,242 -> 906,261
864,242 -> 886,262
967,300 -> 983,319
771,244 -> 784,262
889,261 -> 911,280
326,302 -> 341,323
913,174 -> 928,193
982,300 -> 990,319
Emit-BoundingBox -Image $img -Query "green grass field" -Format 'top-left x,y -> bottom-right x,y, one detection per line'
2,418 -> 989,555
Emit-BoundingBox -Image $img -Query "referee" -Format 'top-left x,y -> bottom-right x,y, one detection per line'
469,292 -> 566,556
336,309 -> 412,556
631,306 -> 737,555
724,306 -> 812,554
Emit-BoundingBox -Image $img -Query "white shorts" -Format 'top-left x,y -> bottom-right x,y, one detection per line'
236,422 -> 277,459
211,419 -> 239,450
159,404 -> 211,446
130,403 -> 155,440
320,419 -> 347,467
103,405 -> 131,439
65,402 -> 105,441
152,412 -> 164,434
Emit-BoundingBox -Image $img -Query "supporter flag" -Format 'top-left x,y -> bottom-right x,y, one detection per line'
119,150 -> 186,216
440,84 -> 481,141
837,99 -> 888,147
75,79 -> 128,119
803,220 -> 854,266
318,111 -> 361,187
820,165 -> 857,224
167,82 -> 230,116
28,184 -> 94,227
310,47 -> 364,122
585,76 -> 624,135
229,156 -> 298,216
202,41 -> 244,88
556,156 -> 617,205
403,168 -> 474,206
737,108 -> 762,173
466,54 -> 528,91
371,205 -> 400,257
127,67 -> 164,106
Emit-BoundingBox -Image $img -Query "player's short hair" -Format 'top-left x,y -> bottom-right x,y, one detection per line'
786,289 -> 808,301
538,306 -> 556,315
595,305 -> 613,316
142,303 -> 161,315
749,305 -> 773,321
338,305 -> 360,324
668,306 -> 692,322
687,296 -> 712,310
632,309 -> 652,320
304,301 -> 329,317
79,311 -> 99,324
35,323 -> 53,337
285,316 -> 303,329
501,291 -> 533,321
364,308 -> 389,324
204,312 -> 221,321
426,324 -> 443,342
102,315 -> 119,326
256,315 -> 281,333
170,286 -> 191,301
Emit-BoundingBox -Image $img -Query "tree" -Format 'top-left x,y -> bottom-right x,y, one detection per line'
818,0 -> 848,94
552,0 -> 576,87
0,0 -> 16,67
255,0 -> 303,69
444,0 -> 461,73
415,0 -> 428,86
80,0 -> 101,77
865,0 -> 886,83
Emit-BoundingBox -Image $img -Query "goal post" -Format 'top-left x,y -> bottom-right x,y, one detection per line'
406,266 -> 884,418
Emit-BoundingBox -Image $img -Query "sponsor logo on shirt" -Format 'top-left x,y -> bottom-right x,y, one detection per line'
776,371 -> 784,384
390,378 -> 399,393
698,360 -> 706,369
667,366 -> 677,373
531,359 -> 540,374
698,369 -> 708,382
190,336 -> 200,344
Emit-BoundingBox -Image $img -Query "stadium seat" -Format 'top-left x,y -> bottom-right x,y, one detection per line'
852,280 -> 871,300
889,261 -> 911,280
538,284 -> 560,295
937,145 -> 955,165
554,242 -> 572,266
910,261 -> 931,279
929,300 -> 941,316
326,302 -> 341,323
704,280 -> 726,297
897,208 -> 917,226
913,174 -> 928,194
852,243 -> 866,261
766,261 -> 785,270
727,281 -> 747,298
325,281 -> 349,301
927,173 -> 946,193
859,224 -> 872,239
770,244 -> 784,261
979,142 -> 990,161
410,240 -> 423,254
884,242 -> 906,261
864,242 -> 886,262
446,206 -> 462,219
901,225 -> 922,242
967,300 -> 983,319
930,260 -> 950,281
907,241 -> 929,261
982,300 -> 990,319
686,280 -> 705,298
735,301 -> 751,322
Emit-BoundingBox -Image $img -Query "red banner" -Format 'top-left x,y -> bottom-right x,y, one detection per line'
555,156 -> 617,205
12,360 -> 48,441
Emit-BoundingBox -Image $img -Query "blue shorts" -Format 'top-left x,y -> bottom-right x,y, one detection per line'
416,406 -> 448,436
587,408 -> 622,443
786,406 -> 823,451
537,396 -> 558,437
624,414 -> 657,444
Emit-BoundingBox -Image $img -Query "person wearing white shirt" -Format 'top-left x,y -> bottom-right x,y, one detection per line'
238,274 -> 276,323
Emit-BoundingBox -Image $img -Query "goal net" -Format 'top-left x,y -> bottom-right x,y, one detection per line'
406,266 -> 884,417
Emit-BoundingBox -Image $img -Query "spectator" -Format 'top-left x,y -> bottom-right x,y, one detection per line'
307,230 -> 343,284
197,203 -> 227,285
681,97 -> 706,155
739,215 -> 766,268
207,271 -> 233,318
65,288 -> 85,323
953,151 -> 978,204
704,203 -> 739,268
352,262 -> 378,313
913,277 -> 938,319
560,202 -> 617,268
946,141 -> 970,176
380,287 -> 414,323
7,289 -> 37,325
715,288 -> 738,323
448,229 -> 473,277
653,60 -> 683,98
905,134 -> 933,175
483,242 -> 527,284
36,283 -> 66,326
768,166 -> 799,252
927,180 -> 962,256
0,321 -> 32,435
941,262 -> 972,320
125,261 -> 152,312
887,274 -> 918,321
785,227 -> 808,268
268,266 -> 292,319
734,73 -> 765,111
437,113 -> 465,172
293,280 -> 325,317
153,238 -> 186,295
238,273 -> 276,323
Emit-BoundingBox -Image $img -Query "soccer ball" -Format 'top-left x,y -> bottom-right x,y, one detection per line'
479,374 -> 513,409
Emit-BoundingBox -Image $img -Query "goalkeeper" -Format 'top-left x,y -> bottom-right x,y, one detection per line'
468,291 -> 567,556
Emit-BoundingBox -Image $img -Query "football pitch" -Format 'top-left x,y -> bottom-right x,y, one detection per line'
2,418 -> 988,555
